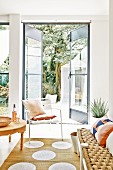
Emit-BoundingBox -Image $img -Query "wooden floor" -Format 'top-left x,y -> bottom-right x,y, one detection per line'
1,138 -> 80,170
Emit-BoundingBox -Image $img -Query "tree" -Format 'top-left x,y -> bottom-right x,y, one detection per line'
33,24 -> 86,100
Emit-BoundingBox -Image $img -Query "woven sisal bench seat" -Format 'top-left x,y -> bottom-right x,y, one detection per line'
77,128 -> 113,170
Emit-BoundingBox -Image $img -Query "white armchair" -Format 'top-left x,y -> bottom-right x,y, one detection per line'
22,98 -> 63,143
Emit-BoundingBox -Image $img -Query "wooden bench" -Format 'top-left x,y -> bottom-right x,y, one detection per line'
77,128 -> 113,170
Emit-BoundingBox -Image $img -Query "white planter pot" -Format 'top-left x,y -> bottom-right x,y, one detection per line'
90,116 -> 99,125
70,132 -> 78,153
46,94 -> 57,104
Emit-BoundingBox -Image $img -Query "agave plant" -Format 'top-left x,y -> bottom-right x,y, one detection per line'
91,98 -> 109,118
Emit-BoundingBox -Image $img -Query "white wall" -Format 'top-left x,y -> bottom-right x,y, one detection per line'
8,14 -> 23,117
0,0 -> 109,16
0,15 -> 109,118
90,19 -> 109,102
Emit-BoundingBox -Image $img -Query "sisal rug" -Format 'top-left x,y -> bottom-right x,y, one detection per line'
0,138 -> 80,170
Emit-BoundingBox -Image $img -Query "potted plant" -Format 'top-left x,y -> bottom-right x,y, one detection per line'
46,83 -> 57,104
91,98 -> 109,118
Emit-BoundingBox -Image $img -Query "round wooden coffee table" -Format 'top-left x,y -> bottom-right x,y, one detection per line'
0,119 -> 26,150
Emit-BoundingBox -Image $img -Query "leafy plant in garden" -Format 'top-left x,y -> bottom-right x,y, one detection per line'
91,98 -> 109,118
0,56 -> 9,73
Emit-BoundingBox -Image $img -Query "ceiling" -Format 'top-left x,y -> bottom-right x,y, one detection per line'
0,0 -> 109,16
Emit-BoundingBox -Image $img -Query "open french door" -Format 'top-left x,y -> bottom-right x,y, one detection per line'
69,24 -> 90,124
22,24 -> 43,119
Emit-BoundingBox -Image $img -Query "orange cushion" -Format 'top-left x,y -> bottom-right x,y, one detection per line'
96,122 -> 113,147
32,115 -> 56,121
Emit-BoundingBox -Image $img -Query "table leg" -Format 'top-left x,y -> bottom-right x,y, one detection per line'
9,134 -> 11,142
20,133 -> 24,150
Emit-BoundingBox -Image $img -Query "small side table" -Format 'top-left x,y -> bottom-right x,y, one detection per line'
0,119 -> 26,150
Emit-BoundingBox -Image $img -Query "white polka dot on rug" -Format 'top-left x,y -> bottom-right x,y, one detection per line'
52,141 -> 72,149
24,141 -> 44,148
49,162 -> 76,170
32,150 -> 56,160
8,162 -> 36,170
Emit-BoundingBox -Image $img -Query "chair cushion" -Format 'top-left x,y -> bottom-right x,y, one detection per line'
22,99 -> 46,119
32,115 -> 56,121
95,122 -> 113,147
106,131 -> 113,156
90,117 -> 112,135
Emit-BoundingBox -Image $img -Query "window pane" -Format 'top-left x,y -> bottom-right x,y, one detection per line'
75,75 -> 87,107
71,40 -> 88,74
27,55 -> 41,74
24,27 -> 42,102
0,25 -> 9,115
25,38 -> 41,74
25,75 -> 41,99
70,25 -> 89,124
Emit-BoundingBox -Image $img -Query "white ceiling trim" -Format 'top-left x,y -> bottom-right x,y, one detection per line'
0,15 -> 109,23
21,15 -> 109,23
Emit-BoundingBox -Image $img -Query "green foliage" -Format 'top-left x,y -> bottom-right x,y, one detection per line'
0,75 -> 8,87
0,25 -> 7,31
46,72 -> 56,83
34,24 -> 85,64
42,82 -> 57,97
91,98 -> 109,118
47,83 -> 57,95
33,24 -> 87,100
0,56 -> 9,72
49,56 -> 56,71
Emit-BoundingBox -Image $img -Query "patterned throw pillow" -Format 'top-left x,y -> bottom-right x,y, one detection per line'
91,118 -> 112,135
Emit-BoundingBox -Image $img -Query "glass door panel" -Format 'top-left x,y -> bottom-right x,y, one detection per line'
69,25 -> 90,124
24,25 -> 43,99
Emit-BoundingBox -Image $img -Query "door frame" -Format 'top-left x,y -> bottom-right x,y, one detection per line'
22,22 -> 90,121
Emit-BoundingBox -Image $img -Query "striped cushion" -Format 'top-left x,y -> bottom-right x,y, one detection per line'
92,118 -> 112,135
